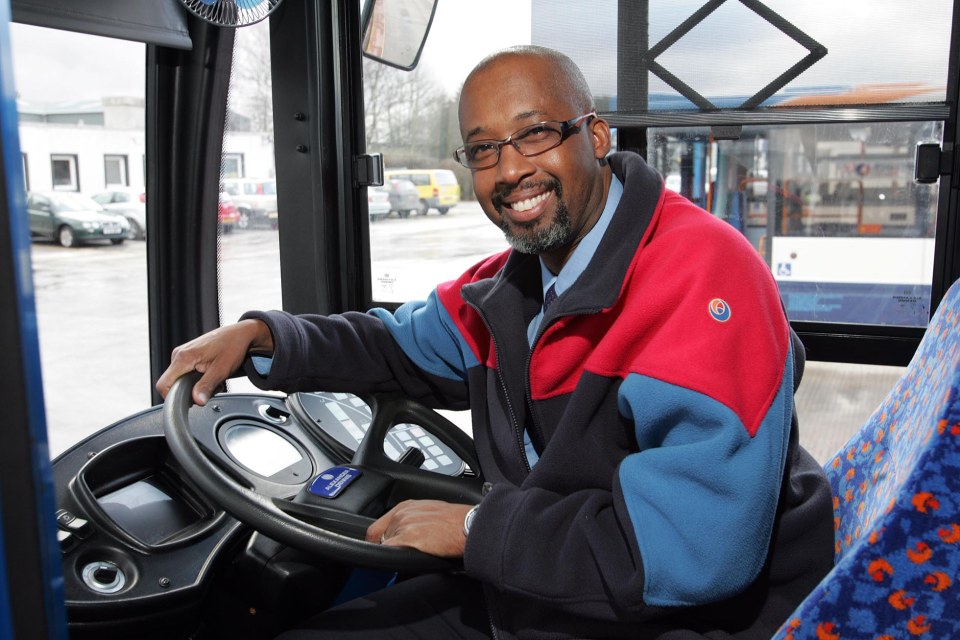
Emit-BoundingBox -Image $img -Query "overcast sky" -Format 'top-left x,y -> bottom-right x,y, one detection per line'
8,0 -> 953,105
7,0 -> 528,104
10,23 -> 146,103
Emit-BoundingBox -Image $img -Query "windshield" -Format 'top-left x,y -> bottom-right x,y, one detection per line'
49,193 -> 102,212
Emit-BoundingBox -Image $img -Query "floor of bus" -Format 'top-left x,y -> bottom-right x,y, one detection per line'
794,360 -> 905,464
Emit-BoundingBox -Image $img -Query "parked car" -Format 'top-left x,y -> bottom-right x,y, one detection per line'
221,177 -> 278,229
218,192 -> 241,233
89,187 -> 147,240
383,169 -> 461,215
368,185 -> 391,221
27,191 -> 129,247
386,178 -> 419,218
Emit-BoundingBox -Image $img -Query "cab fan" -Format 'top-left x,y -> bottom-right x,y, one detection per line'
178,0 -> 282,28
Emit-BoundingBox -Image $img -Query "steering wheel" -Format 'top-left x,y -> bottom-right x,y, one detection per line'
163,372 -> 484,572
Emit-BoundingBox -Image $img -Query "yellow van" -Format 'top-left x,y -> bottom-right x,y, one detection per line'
384,169 -> 461,215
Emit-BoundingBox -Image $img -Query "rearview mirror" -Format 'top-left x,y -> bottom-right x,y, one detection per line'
361,0 -> 437,70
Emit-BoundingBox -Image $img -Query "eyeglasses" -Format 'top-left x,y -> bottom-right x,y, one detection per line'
454,112 -> 596,170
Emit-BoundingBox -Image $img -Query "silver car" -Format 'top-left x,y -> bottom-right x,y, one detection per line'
387,179 -> 420,218
90,187 -> 147,240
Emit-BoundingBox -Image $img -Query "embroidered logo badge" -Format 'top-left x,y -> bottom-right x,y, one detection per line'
709,298 -> 731,322
308,466 -> 362,499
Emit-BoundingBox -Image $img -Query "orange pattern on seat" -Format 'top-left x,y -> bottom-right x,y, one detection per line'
772,279 -> 960,639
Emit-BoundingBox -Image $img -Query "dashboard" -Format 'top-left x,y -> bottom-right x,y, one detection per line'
50,391 -> 470,637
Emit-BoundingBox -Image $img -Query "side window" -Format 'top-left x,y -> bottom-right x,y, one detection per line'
220,20 -> 282,395
12,24 -> 149,457
648,121 -> 940,328
435,171 -> 457,185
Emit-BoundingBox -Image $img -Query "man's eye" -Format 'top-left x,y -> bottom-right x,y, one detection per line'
520,125 -> 553,140
467,143 -> 497,159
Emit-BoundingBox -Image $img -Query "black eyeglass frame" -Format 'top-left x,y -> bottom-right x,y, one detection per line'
453,111 -> 597,169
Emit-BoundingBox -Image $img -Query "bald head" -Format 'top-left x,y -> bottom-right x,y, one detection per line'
460,46 -> 595,122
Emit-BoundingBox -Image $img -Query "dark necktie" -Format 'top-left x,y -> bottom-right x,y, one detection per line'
543,284 -> 558,312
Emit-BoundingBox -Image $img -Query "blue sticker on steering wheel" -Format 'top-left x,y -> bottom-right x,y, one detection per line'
309,466 -> 362,499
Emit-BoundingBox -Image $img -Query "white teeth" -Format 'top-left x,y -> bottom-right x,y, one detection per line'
509,192 -> 549,212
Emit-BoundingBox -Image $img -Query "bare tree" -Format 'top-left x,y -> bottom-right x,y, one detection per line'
226,23 -> 455,167
229,22 -> 273,141
363,57 -> 454,163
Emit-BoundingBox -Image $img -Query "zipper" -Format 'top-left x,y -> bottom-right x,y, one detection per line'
469,295 -> 606,472
524,303 -> 604,452
468,300 -> 531,472
467,294 -> 602,640
483,584 -> 502,640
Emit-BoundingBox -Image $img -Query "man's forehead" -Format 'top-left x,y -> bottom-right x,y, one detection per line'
460,75 -> 570,139
462,109 -> 552,140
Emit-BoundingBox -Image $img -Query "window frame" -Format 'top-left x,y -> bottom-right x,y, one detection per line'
103,153 -> 129,187
222,152 -> 244,179
616,112 -> 957,367
50,153 -> 79,191
610,1 -> 960,367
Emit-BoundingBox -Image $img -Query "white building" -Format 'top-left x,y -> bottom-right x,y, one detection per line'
17,97 -> 274,196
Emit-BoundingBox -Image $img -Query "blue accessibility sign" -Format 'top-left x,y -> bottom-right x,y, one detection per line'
309,466 -> 363,499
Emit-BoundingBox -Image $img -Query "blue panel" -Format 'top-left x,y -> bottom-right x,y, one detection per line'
778,281 -> 932,327
0,0 -> 68,636
692,141 -> 705,206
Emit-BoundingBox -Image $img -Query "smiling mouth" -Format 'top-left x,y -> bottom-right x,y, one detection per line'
493,179 -> 560,215
508,192 -> 550,212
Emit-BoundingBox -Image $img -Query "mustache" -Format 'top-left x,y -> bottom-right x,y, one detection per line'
491,179 -> 561,211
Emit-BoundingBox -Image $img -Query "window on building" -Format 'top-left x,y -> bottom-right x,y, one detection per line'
222,153 -> 244,179
51,154 -> 78,191
104,154 -> 128,187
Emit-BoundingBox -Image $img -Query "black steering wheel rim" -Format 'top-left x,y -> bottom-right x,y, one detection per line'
163,372 -> 478,572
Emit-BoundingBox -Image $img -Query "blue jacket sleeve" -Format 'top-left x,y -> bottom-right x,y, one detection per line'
238,289 -> 477,408
464,348 -> 794,616
616,351 -> 794,606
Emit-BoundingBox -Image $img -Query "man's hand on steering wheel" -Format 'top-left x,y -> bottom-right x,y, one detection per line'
156,319 -> 274,405
367,500 -> 473,558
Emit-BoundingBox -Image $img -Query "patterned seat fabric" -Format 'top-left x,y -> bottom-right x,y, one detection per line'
774,279 -> 960,640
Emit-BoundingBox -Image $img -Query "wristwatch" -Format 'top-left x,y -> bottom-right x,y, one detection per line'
463,504 -> 480,538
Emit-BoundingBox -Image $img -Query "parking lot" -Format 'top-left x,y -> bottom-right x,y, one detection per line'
29,200 -> 901,462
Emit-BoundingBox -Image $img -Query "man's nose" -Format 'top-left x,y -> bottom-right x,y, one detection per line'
495,142 -> 536,185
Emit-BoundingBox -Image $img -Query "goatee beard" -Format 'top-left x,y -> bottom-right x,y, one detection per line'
494,180 -> 575,254
501,199 -> 574,254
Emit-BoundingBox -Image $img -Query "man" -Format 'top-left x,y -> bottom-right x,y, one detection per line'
158,46 -> 834,639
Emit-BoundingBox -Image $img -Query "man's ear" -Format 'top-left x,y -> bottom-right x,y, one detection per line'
590,116 -> 612,159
